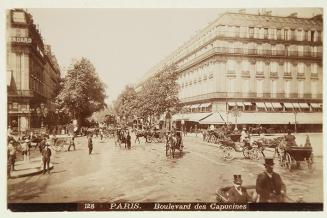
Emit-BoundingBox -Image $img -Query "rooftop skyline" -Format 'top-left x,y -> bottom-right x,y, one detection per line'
26,8 -> 323,104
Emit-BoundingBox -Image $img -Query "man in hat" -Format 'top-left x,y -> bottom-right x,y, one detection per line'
42,142 -> 52,174
88,133 -> 93,155
21,138 -> 30,162
226,175 -> 250,203
256,158 -> 286,202
7,140 -> 17,177
285,130 -> 296,147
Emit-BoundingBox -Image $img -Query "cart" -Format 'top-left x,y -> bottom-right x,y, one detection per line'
276,146 -> 313,171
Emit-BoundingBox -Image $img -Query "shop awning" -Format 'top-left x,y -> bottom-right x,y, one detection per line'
188,113 -> 213,122
236,102 -> 243,107
256,102 -> 266,108
190,104 -> 201,109
298,103 -> 309,108
296,113 -> 322,124
199,112 -> 225,124
237,113 -> 294,124
283,103 -> 294,109
228,102 -> 236,106
173,113 -> 212,122
310,103 -> 321,108
264,102 -> 273,108
201,103 -> 212,107
243,102 -> 252,106
272,102 -> 283,108
292,103 -> 301,108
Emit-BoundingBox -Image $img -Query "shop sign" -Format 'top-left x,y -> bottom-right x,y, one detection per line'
11,37 -> 32,43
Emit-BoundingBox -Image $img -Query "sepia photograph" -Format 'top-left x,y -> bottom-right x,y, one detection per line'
2,0 -> 326,213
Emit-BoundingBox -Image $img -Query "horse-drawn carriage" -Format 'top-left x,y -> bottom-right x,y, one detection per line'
166,130 -> 183,158
276,143 -> 313,171
147,129 -> 166,143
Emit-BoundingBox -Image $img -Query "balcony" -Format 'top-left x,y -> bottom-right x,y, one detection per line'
283,72 -> 292,79
310,73 -> 319,79
227,70 -> 236,78
8,90 -> 34,98
270,72 -> 278,78
256,71 -> 265,78
296,73 -> 305,79
180,92 -> 323,103
178,46 -> 322,73
241,71 -> 250,78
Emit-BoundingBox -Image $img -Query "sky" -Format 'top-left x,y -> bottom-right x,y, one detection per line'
28,8 -> 323,105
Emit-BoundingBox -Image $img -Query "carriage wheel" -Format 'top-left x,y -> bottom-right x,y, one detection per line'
242,147 -> 250,159
223,147 -> 234,161
249,148 -> 260,160
285,153 -> 293,171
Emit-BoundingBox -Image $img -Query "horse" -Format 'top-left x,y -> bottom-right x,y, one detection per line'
116,129 -> 128,149
134,129 -> 148,143
166,132 -> 182,158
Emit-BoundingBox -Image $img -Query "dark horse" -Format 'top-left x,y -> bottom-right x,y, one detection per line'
116,129 -> 128,148
134,129 -> 148,143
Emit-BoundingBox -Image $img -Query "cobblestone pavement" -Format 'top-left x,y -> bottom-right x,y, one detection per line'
7,133 -> 323,203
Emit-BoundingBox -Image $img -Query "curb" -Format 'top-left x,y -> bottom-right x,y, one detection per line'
9,165 -> 54,179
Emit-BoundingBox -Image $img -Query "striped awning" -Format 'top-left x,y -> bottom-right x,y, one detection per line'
236,102 -> 243,107
256,102 -> 266,108
199,112 -> 225,124
264,102 -> 273,108
283,103 -> 294,109
299,103 -> 309,108
228,102 -> 236,106
292,103 -> 301,108
243,102 -> 252,106
272,103 -> 283,108
201,103 -> 212,107
310,103 -> 321,108
190,104 -> 201,109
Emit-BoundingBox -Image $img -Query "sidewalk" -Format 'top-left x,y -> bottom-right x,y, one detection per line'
9,157 -> 54,179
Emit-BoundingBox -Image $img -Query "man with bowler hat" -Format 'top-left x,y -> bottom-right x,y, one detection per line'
256,158 -> 286,202
226,175 -> 250,203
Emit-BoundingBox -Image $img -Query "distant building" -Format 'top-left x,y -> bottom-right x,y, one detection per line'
7,9 -> 61,131
136,11 -> 323,131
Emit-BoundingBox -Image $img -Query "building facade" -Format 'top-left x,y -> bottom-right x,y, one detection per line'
7,9 -> 61,131
136,11 -> 323,130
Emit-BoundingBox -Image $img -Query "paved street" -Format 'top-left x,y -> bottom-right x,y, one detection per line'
8,133 -> 323,203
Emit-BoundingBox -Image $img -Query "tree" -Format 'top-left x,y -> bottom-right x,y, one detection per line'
113,85 -> 137,120
55,58 -> 107,122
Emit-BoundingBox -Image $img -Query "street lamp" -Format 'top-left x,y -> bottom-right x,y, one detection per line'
294,111 -> 298,133
231,106 -> 241,131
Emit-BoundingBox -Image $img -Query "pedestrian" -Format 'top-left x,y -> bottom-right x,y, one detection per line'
39,137 -> 46,153
100,128 -> 104,141
7,140 -> 16,177
226,175 -> 250,203
21,138 -> 30,163
285,130 -> 296,147
126,131 -> 131,149
68,135 -> 76,151
256,158 -> 286,202
304,135 -> 311,147
88,134 -> 93,155
240,127 -> 247,143
42,142 -> 52,174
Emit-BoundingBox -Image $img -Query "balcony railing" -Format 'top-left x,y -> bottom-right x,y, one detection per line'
283,72 -> 292,78
270,72 -> 278,78
311,74 -> 319,79
297,73 -> 305,79
8,90 -> 34,97
241,71 -> 250,78
215,31 -> 323,43
180,92 -> 323,103
256,71 -> 265,78
227,70 -> 236,77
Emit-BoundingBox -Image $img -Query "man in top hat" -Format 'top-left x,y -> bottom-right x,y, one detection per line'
256,158 -> 286,202
226,175 -> 250,203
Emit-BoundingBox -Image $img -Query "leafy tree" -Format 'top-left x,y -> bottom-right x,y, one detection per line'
55,58 -> 107,121
113,85 -> 137,119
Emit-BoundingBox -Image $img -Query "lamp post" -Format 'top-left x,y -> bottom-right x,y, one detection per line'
294,111 -> 298,133
231,106 -> 241,131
